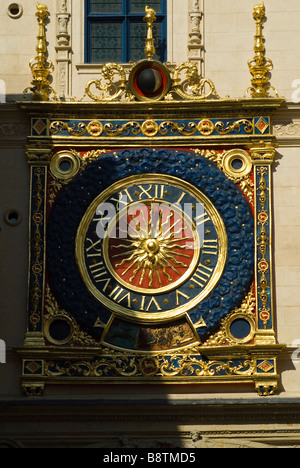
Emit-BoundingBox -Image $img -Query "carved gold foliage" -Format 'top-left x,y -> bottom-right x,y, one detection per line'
79,62 -> 220,103
192,148 -> 254,206
44,286 -> 98,346
203,285 -> 256,346
167,62 -> 220,101
43,354 -> 255,379
48,149 -> 106,205
50,119 -> 253,138
84,64 -> 129,103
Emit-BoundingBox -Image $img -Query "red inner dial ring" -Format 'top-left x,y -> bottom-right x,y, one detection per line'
103,201 -> 200,295
129,60 -> 171,101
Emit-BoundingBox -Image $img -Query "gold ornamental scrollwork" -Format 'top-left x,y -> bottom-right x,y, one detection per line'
49,118 -> 254,138
192,148 -> 255,206
29,167 -> 45,331
203,285 -> 256,346
44,286 -> 98,347
50,121 -> 87,137
79,61 -> 220,103
84,63 -> 130,103
48,149 -> 106,205
168,62 -> 220,101
215,119 -> 253,135
43,354 -> 255,380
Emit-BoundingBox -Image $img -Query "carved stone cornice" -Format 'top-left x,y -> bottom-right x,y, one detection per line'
1,398 -> 300,422
272,102 -> 300,145
1,398 -> 300,448
0,103 -> 30,144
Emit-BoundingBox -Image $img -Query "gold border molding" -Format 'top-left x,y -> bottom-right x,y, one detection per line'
75,174 -> 228,324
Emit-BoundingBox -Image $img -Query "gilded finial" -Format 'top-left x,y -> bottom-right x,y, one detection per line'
246,2 -> 278,98
144,6 -> 157,61
24,3 -> 56,101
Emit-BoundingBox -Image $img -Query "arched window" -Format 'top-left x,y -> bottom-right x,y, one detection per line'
85,0 -> 167,63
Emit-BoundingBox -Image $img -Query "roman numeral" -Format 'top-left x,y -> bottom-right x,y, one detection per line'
86,238 -> 102,253
89,261 -> 107,279
190,263 -> 214,288
108,286 -> 132,307
194,211 -> 211,226
140,296 -> 162,311
202,239 -> 218,256
176,290 -> 191,306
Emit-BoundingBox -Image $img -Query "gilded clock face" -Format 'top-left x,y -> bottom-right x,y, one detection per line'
76,174 -> 227,322
47,148 -> 254,351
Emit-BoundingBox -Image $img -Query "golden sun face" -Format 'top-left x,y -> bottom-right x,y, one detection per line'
76,174 -> 227,323
104,202 -> 200,295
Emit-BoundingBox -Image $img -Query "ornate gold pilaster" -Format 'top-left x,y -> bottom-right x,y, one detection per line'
250,143 -> 277,346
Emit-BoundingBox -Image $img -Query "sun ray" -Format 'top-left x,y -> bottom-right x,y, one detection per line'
167,236 -> 193,244
121,257 -> 140,276
111,242 -> 136,250
139,209 -> 149,237
162,218 -> 182,239
115,249 -> 144,267
139,263 -> 147,286
112,249 -> 136,259
157,254 -> 181,276
148,263 -> 154,286
129,254 -> 148,282
163,246 -> 192,259
162,251 -> 189,267
108,201 -> 197,290
159,210 -> 173,237
156,258 -> 173,282
118,226 -> 140,239
154,264 -> 162,285
153,208 -> 163,238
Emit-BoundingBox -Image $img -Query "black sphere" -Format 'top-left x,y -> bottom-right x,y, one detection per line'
137,68 -> 163,95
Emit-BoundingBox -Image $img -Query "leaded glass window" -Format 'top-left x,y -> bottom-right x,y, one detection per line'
85,0 -> 167,63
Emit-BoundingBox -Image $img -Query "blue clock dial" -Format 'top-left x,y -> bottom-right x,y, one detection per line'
47,148 -> 254,349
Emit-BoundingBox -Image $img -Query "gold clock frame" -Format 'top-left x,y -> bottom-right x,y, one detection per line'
16,96 -> 285,397
75,173 -> 227,323
16,3 -> 285,397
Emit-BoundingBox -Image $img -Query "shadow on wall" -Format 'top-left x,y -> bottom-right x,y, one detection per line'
0,80 -> 6,103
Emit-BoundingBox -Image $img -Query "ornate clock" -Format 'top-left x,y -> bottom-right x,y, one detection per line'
18,3 -> 284,396
46,148 -> 254,354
